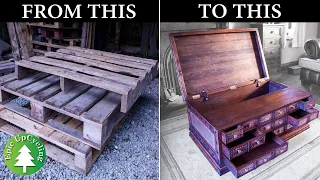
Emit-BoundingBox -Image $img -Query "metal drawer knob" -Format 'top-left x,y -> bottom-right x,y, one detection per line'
264,158 -> 267,162
234,134 -> 238,138
280,149 -> 284,153
256,140 -> 260,145
244,168 -> 248,172
237,149 -> 242,153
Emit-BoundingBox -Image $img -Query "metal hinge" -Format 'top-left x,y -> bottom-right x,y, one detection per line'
255,78 -> 266,87
230,85 -> 237,90
192,90 -> 208,101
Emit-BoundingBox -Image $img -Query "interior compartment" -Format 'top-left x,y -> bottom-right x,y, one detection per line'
229,132 -> 286,168
224,130 -> 259,148
223,125 -> 242,133
190,81 -> 288,110
289,109 -> 310,119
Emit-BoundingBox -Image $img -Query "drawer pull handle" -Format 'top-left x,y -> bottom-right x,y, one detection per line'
237,149 -> 242,153
244,168 -> 248,172
255,140 -> 260,145
270,41 -> 274,44
270,31 -> 274,34
264,158 -> 268,162
234,134 -> 238,138
280,149 -> 284,153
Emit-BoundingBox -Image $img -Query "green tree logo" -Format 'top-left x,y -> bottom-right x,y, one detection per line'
3,133 -> 46,175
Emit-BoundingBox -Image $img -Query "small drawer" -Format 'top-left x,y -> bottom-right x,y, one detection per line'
273,126 -> 285,136
259,123 -> 272,133
288,102 -> 299,113
274,144 -> 288,158
264,47 -> 280,59
300,97 -> 316,111
256,152 -> 274,168
242,119 -> 258,132
273,116 -> 286,128
274,107 -> 287,119
263,27 -> 281,38
288,109 -> 310,128
264,38 -> 281,48
307,108 -> 319,121
222,130 -> 265,160
259,113 -> 273,125
238,163 -> 255,177
222,125 -> 244,144
286,123 -> 293,131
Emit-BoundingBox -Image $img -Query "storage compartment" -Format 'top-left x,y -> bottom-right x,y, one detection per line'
274,107 -> 287,119
222,130 -> 265,160
273,116 -> 286,128
300,97 -> 316,111
287,102 -> 299,113
223,133 -> 287,178
259,122 -> 272,133
288,109 -> 311,128
307,108 -> 319,121
221,125 -> 244,144
242,119 -> 258,132
259,112 -> 273,125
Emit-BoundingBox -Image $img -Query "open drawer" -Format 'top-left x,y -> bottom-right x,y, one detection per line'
223,133 -> 288,178
288,109 -> 311,128
307,108 -> 319,121
300,97 -> 316,111
222,125 -> 244,144
222,130 -> 265,160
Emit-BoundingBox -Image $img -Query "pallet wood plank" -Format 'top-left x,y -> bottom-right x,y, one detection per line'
7,22 -> 21,60
16,60 -> 132,95
0,123 -> 23,136
39,126 -> 55,137
30,102 -> 53,122
34,84 -> 61,102
45,51 -> 146,78
83,92 -> 121,123
60,77 -> 79,92
30,56 -> 138,86
46,84 -> 91,108
5,72 -> 48,91
63,87 -> 107,116
0,73 -> 16,86
65,118 -> 82,129
53,114 -> 72,124
32,40 -> 66,49
17,75 -> 60,97
4,101 -> 31,118
66,46 -> 158,66
57,49 -> 153,70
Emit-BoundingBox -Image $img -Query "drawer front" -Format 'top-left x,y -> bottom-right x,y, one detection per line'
242,119 -> 258,132
249,135 -> 265,150
308,109 -> 319,121
273,117 -> 286,128
288,102 -> 299,113
274,144 -> 288,158
230,144 -> 248,159
274,107 -> 287,119
264,37 -> 281,48
256,152 -> 274,167
263,27 -> 281,38
260,123 -> 272,133
264,47 -> 280,59
238,163 -> 255,177
288,115 -> 309,128
222,128 -> 244,144
300,98 -> 316,111
259,113 -> 273,125
273,126 -> 285,136
286,123 -> 293,131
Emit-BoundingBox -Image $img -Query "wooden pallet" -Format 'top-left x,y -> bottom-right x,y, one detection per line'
28,22 -> 82,29
15,46 -> 158,113
29,26 -> 82,40
0,106 -> 125,174
0,60 -> 15,76
32,38 -> 81,55
0,73 -> 126,149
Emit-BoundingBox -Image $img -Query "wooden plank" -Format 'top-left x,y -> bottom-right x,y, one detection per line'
5,72 -> 48,91
66,46 -> 157,65
60,77 -> 79,92
6,22 -> 21,60
80,22 -> 88,48
34,84 -> 61,102
4,101 -> 31,118
46,84 -> 91,108
30,56 -> 138,86
33,49 -> 47,54
63,87 -> 107,115
0,123 -> 23,136
30,102 -> 53,122
17,75 -> 60,97
15,22 -> 33,59
52,114 -> 71,124
32,40 -> 66,49
83,92 -> 121,123
16,60 -> 132,95
57,49 -> 153,70
0,73 -> 16,86
45,52 -> 146,77
39,126 -> 55,137
15,65 -> 38,79
65,118 -> 82,129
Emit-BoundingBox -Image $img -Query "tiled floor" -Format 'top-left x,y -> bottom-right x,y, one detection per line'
160,71 -> 320,121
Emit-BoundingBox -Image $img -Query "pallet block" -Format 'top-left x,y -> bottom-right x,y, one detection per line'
15,46 -> 158,113
0,106 -> 125,174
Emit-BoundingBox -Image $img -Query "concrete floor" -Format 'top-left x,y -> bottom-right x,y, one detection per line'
160,71 -> 320,121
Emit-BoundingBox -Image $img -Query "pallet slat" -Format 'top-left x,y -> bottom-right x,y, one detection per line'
16,60 -> 132,95
5,73 -> 48,91
0,73 -> 16,86
63,87 -> 108,116
17,75 -> 60,96
34,84 -> 61,102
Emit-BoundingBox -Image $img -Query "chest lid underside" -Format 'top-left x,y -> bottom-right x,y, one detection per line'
169,28 -> 269,100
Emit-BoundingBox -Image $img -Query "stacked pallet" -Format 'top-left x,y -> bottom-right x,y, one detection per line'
0,46 -> 158,174
28,22 -> 83,55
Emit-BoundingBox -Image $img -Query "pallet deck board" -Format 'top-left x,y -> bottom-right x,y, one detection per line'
16,60 -> 132,95
30,56 -> 139,86
63,87 -> 107,116
0,73 -> 16,86
46,84 -> 91,108
5,72 -> 48,91
65,118 -> 83,129
17,75 -> 60,97
83,92 -> 121,123
34,84 -> 61,102
45,52 -> 147,77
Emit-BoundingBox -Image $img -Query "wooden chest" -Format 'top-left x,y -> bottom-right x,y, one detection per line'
169,28 -> 319,178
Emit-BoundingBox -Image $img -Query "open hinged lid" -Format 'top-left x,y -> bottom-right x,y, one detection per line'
169,28 -> 269,101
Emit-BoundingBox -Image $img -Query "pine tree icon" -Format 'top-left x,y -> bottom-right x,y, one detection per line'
14,145 -> 35,173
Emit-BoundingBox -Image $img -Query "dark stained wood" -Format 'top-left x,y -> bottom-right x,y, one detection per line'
169,29 -> 267,99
